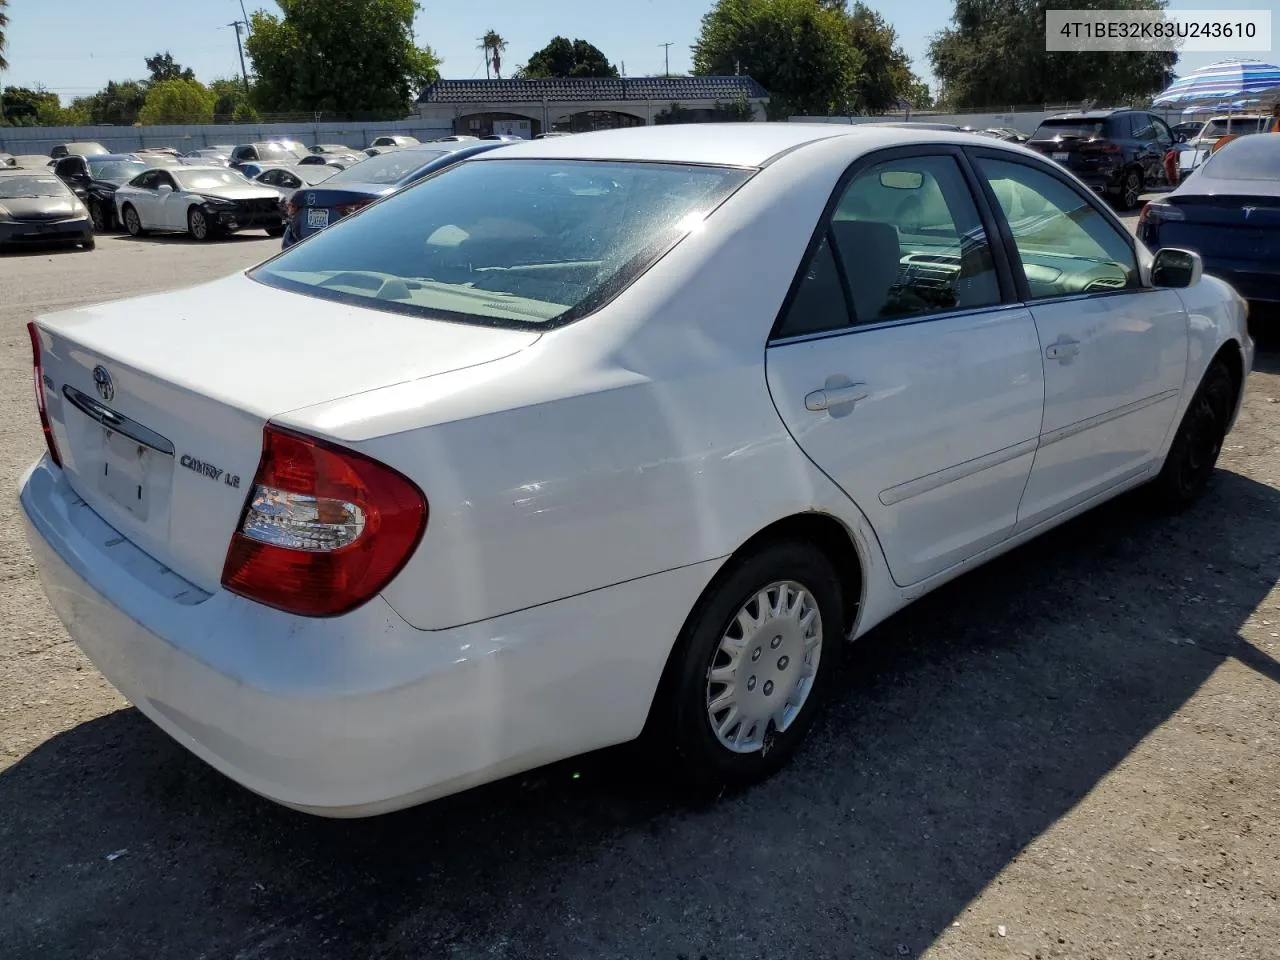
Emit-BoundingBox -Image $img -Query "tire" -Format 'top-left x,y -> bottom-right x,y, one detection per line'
188,206 -> 213,242
265,224 -> 286,238
87,199 -> 108,233
80,234 -> 95,251
1115,168 -> 1143,211
1152,358 -> 1236,511
655,540 -> 844,790
122,204 -> 145,237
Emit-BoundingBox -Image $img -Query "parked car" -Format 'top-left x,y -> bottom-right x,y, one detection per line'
137,146 -> 182,158
184,147 -> 234,165
481,134 -> 525,141
1025,108 -> 1176,210
0,168 -> 94,249
229,141 -> 309,170
534,132 -> 573,139
114,165 -> 284,241
20,126 -> 1252,817
1138,134 -> 1280,304
980,127 -> 1029,143
308,144 -> 364,165
250,163 -> 339,201
0,152 -> 14,167
430,135 -> 480,142
51,153 -> 147,232
1182,114 -> 1270,149
297,155 -> 348,171
12,155 -> 55,169
368,134 -> 420,149
280,141 -> 506,248
1171,120 -> 1204,141
49,141 -> 109,160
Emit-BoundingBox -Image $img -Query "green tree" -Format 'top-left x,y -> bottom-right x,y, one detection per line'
846,2 -> 927,113
480,29 -> 508,79
138,78 -> 217,125
245,0 -> 441,117
929,0 -> 1176,108
0,0 -> 9,73
692,0 -> 862,118
209,76 -> 260,120
145,51 -> 196,83
519,37 -> 617,78
1,85 -> 78,126
71,79 -> 147,125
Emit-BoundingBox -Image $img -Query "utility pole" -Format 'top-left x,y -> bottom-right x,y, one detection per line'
659,42 -> 673,78
228,21 -> 250,93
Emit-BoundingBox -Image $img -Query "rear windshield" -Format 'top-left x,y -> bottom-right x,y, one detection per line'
326,150 -> 448,185
252,159 -> 752,329
1034,118 -> 1109,140
1203,118 -> 1265,136
0,175 -> 71,198
89,159 -> 146,181
1199,136 -> 1280,180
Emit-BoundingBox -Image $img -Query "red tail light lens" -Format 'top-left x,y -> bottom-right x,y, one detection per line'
335,200 -> 371,219
26,322 -> 62,468
221,425 -> 427,617
285,196 -> 301,219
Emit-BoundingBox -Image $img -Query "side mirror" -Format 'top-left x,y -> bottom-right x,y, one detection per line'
157,184 -> 173,195
1151,248 -> 1202,289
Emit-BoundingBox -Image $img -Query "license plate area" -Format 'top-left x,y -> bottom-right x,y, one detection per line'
1051,152 -> 1070,161
307,208 -> 330,229
100,428 -> 157,520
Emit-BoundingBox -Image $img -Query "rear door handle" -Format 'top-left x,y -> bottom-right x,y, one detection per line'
805,383 -> 869,412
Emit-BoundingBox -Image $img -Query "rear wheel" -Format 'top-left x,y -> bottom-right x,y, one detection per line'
1115,168 -> 1143,211
88,199 -> 108,232
655,541 -> 844,790
122,204 -> 145,236
80,234 -> 95,251
1152,358 -> 1236,511
188,207 -> 213,242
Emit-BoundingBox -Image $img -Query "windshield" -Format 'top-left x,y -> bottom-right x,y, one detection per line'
1199,136 -> 1280,180
327,150 -> 448,185
262,142 -> 309,160
89,159 -> 146,181
253,159 -> 752,329
66,143 -> 109,156
1203,118 -> 1263,136
0,175 -> 71,198
1034,118 -> 1108,140
174,169 -> 253,191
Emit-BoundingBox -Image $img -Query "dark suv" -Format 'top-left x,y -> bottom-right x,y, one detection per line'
1026,109 -> 1175,210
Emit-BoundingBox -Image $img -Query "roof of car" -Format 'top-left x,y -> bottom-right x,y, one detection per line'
1043,110 -> 1134,120
468,122 -> 994,168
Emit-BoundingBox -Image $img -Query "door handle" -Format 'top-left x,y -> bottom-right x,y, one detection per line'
805,383 -> 869,412
1045,337 -> 1080,361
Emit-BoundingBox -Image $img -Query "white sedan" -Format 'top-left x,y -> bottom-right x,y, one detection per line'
114,165 -> 285,240
21,125 -> 1252,817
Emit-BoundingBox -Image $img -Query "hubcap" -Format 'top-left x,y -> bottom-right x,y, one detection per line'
126,210 -> 138,233
705,580 -> 823,754
1125,174 -> 1140,206
90,203 -> 104,230
191,212 -> 206,238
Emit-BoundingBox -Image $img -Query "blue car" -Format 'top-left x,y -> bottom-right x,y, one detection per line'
281,141 -> 507,249
1138,134 -> 1280,304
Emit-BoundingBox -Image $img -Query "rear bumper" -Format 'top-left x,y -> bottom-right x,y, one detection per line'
1203,261 -> 1280,304
20,455 -> 714,816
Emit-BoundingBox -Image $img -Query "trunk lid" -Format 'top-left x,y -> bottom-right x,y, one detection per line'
33,271 -> 540,593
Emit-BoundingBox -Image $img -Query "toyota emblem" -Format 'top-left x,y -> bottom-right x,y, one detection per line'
92,365 -> 115,402
305,193 -> 315,206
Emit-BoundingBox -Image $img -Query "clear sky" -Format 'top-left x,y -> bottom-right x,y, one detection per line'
0,0 -> 1274,103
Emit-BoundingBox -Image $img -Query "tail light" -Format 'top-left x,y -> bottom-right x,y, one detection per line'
221,425 -> 427,617
335,200 -> 371,219
1139,202 -> 1184,226
1083,141 -> 1122,155
285,196 -> 301,219
26,322 -> 62,468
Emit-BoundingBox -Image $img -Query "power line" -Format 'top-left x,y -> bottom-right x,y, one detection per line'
659,42 -> 674,78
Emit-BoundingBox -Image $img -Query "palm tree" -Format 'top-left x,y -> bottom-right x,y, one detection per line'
0,0 -> 10,73
479,30 -> 507,80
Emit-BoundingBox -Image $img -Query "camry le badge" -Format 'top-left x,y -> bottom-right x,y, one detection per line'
92,364 -> 114,402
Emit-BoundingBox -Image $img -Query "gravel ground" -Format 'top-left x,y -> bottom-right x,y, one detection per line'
1,229 -> 1278,960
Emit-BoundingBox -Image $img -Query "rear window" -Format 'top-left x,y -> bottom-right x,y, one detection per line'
326,150 -> 448,185
1034,118 -> 1109,140
1198,136 -> 1280,180
252,159 -> 752,329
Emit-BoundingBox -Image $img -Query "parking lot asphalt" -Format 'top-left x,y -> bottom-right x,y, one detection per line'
2,230 -> 1279,960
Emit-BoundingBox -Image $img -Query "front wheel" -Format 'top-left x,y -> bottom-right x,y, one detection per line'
88,199 -> 108,233
122,204 -> 145,237
188,206 -> 214,242
1115,169 -> 1143,211
656,541 -> 844,790
1152,359 -> 1236,511
80,234 -> 96,250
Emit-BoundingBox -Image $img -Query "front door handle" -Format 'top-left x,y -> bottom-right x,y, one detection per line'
805,383 -> 869,413
1045,336 -> 1080,362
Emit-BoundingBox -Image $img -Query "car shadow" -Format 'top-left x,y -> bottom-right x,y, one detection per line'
2,471 -> 1278,960
115,232 -> 277,245
0,241 -> 91,258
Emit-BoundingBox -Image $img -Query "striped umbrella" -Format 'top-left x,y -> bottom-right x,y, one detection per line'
1153,58 -> 1280,105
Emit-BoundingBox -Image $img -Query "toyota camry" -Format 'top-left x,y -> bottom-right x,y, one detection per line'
21,125 -> 1252,817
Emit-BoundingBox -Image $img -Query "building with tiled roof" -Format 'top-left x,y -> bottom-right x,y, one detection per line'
415,76 -> 770,137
